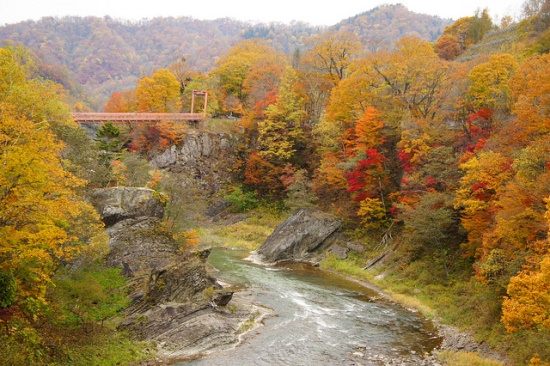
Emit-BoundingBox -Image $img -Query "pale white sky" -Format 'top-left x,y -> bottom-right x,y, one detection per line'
1,0 -> 523,26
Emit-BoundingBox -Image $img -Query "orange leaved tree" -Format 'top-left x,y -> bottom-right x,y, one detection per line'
129,120 -> 186,156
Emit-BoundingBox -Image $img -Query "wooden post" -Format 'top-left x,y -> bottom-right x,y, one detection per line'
190,90 -> 208,127
203,91 -> 208,118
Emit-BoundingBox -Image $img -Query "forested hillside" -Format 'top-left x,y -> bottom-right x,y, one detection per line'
0,16 -> 246,106
0,5 -> 451,107
333,4 -> 450,51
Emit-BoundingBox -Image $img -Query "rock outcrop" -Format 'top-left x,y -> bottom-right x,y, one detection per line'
90,187 -> 252,361
255,208 -> 342,263
90,187 -> 165,226
153,130 -> 237,194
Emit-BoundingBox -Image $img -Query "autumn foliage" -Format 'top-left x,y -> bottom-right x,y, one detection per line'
91,24 -> 550,362
502,255 -> 550,333
0,47 -> 105,317
104,90 -> 137,112
129,121 -> 186,155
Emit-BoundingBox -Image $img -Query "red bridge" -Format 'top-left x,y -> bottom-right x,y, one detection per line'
73,112 -> 205,123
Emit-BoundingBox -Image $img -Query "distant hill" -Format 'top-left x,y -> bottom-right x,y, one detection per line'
333,4 -> 452,51
0,16 -> 246,107
0,5 -> 453,108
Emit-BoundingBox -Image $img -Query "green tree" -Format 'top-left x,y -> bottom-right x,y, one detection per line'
225,186 -> 259,213
0,271 -> 16,308
51,264 -> 130,328
400,191 -> 458,276
468,8 -> 493,44
96,122 -> 126,153
58,124 -> 113,189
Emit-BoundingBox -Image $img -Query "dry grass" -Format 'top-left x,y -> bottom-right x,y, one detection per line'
200,210 -> 286,250
437,350 -> 504,366
384,291 -> 437,319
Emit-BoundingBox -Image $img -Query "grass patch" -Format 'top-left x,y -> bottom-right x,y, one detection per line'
204,118 -> 239,134
62,330 -> 154,366
437,350 -> 504,366
201,209 -> 287,251
384,291 -> 437,318
321,253 -> 372,281
321,254 -> 437,318
0,325 -> 154,366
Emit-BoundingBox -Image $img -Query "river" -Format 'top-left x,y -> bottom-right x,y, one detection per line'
179,248 -> 441,365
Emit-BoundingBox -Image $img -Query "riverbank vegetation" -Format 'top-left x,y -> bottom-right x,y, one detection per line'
202,209 -> 286,251
2,0 -> 550,364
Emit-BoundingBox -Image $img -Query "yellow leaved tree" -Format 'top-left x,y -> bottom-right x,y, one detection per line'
0,47 -> 104,316
136,68 -> 182,113
501,194 -> 550,334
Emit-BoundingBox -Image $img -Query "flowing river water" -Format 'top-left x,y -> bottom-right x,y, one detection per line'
180,248 -> 442,366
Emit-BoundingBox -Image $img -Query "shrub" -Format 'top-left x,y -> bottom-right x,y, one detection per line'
0,271 -> 16,308
225,186 -> 258,213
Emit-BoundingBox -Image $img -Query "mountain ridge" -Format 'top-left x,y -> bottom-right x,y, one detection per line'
0,4 -> 452,107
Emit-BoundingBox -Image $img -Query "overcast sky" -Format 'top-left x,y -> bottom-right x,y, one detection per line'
1,0 -> 523,26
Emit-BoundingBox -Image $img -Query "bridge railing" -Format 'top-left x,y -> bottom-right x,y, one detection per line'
73,112 -> 205,123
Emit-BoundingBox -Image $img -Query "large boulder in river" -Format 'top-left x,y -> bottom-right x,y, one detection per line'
255,208 -> 341,263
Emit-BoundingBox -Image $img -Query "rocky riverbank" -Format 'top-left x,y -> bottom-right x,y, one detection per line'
341,312 -> 508,365
89,187 -> 263,364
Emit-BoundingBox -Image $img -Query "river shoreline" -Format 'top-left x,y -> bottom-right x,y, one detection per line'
138,245 -> 507,366
319,265 -> 510,365
243,247 -> 509,365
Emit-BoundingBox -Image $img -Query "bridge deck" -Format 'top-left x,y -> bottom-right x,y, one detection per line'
73,112 -> 205,123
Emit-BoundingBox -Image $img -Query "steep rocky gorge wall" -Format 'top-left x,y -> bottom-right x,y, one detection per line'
89,187 -> 252,361
153,130 -> 238,194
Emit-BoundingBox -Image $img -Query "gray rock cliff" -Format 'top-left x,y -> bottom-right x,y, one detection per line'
89,187 -> 165,226
90,187 -> 251,361
152,130 -> 237,194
